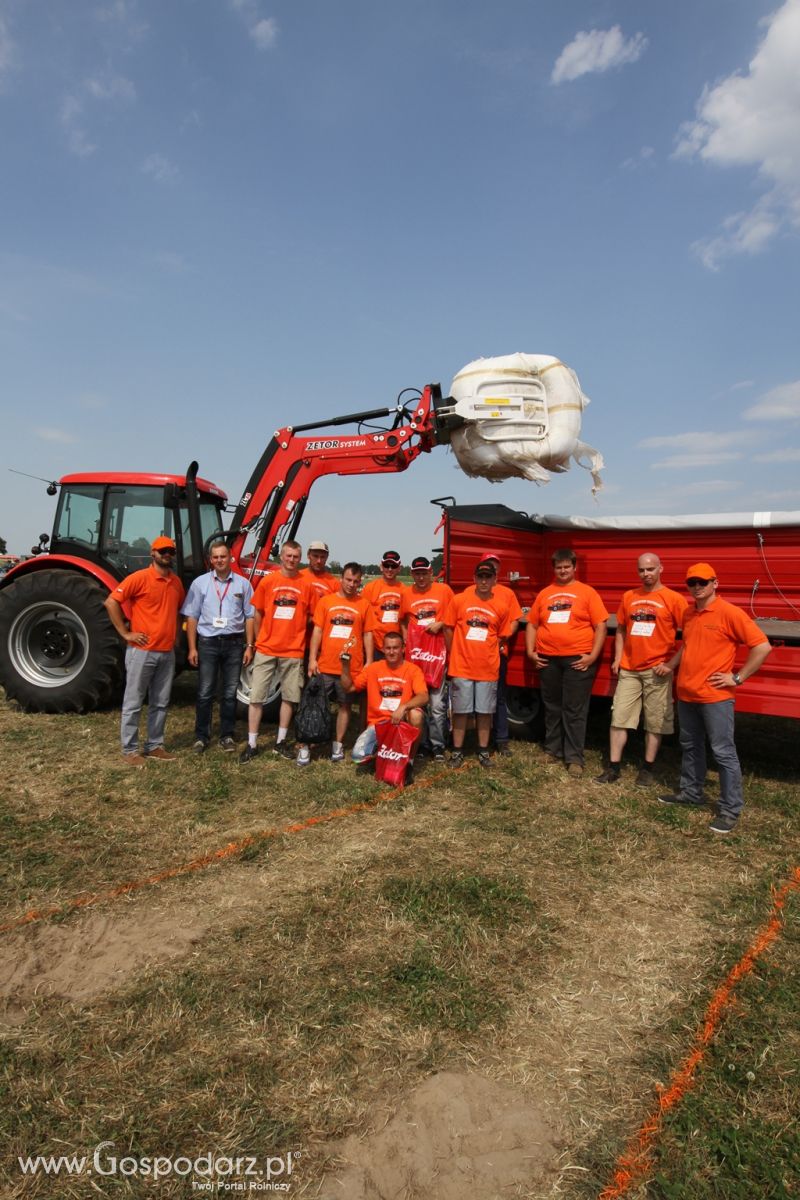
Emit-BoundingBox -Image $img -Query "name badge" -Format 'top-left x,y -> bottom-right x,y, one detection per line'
274,606 -> 294,621
547,610 -> 570,624
382,610 -> 397,623
380,696 -> 401,711
417,616 -> 433,626
331,625 -> 351,639
466,625 -> 488,641
630,620 -> 655,637
212,616 -> 228,629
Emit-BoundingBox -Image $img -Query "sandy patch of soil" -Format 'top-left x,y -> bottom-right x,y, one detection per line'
316,1070 -> 560,1200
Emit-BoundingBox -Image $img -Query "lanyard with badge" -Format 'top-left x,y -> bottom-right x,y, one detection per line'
212,576 -> 232,628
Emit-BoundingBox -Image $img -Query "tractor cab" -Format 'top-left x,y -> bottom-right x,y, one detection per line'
50,468 -> 228,588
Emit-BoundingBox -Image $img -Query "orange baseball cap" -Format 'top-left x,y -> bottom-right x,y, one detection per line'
686,562 -> 716,580
151,536 -> 177,551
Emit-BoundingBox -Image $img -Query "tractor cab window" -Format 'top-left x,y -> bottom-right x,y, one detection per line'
54,486 -> 104,550
103,486 -> 176,575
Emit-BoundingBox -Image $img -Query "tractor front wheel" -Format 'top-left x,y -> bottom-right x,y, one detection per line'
0,571 -> 124,713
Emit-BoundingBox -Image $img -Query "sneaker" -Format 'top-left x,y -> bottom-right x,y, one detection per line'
477,749 -> 493,769
709,814 -> 738,834
239,744 -> 259,764
635,767 -> 656,788
595,766 -> 621,784
330,748 -> 346,763
219,736 -> 237,752
296,747 -> 311,767
567,763 -> 584,778
122,752 -> 147,768
449,750 -> 465,768
146,747 -> 175,761
495,743 -> 512,758
658,793 -> 705,808
272,740 -> 294,760
433,751 -> 447,763
192,739 -> 207,754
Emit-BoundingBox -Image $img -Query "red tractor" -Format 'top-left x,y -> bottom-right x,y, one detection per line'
0,386 -> 457,712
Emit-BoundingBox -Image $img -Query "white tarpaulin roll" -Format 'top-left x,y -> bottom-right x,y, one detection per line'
448,352 -> 604,493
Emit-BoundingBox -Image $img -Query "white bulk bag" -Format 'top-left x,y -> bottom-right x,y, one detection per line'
448,352 -> 604,492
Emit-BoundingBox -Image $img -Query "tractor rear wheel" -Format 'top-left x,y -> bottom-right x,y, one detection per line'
0,571 -> 124,713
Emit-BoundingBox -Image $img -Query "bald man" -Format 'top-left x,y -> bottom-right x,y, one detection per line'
596,553 -> 687,787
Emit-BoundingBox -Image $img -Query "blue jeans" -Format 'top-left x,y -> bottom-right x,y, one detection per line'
677,699 -> 743,818
121,648 -> 175,753
196,635 -> 244,742
420,679 -> 448,754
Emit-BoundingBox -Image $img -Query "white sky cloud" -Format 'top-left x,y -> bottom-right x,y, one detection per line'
141,153 -> 179,183
250,18 -> 278,50
743,380 -> 800,420
551,26 -> 647,85
651,452 -> 743,470
679,480 -> 740,495
638,430 -> 754,450
86,70 -> 136,102
675,0 -> 800,268
60,95 -> 97,157
753,447 -> 800,462
34,426 -> 77,444
0,15 -> 16,86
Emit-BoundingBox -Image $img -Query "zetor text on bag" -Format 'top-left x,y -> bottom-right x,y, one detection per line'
405,623 -> 447,689
374,720 -> 420,788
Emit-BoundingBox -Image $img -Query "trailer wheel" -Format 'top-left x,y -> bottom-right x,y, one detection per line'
0,571 -> 123,713
506,686 -> 544,740
235,661 -> 281,724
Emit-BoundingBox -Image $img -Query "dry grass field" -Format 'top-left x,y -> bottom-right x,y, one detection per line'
1,676 -> 798,1199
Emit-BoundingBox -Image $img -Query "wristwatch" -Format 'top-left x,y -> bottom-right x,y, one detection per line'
732,672 -> 742,686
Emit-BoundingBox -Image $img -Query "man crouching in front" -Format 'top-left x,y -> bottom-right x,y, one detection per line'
339,630 -> 428,784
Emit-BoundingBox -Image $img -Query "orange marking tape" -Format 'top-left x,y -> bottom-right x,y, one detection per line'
0,764 -> 466,935
599,864 -> 800,1199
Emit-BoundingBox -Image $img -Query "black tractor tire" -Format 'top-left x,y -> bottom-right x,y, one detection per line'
0,570 -> 124,713
506,685 -> 545,741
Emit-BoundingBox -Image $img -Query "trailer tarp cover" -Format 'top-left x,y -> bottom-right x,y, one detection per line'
536,511 -> 800,532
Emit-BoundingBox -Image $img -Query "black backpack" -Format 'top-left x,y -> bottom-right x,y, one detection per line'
294,674 -> 333,744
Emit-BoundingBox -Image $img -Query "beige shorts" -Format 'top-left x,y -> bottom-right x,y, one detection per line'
250,654 -> 304,705
611,668 -> 674,735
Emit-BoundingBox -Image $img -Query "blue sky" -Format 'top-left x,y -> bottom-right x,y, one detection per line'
1,0 -> 799,564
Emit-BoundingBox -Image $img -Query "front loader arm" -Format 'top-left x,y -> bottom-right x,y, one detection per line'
227,384 -> 451,575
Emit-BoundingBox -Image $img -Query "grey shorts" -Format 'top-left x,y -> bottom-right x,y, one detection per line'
611,668 -> 674,734
320,672 -> 357,705
450,676 -> 498,715
250,654 -> 304,705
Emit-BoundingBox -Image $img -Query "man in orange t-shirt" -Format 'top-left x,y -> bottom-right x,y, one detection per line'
655,562 -> 770,833
443,559 -> 516,768
104,535 -> 186,766
240,539 -> 316,763
361,550 -> 406,656
400,555 -> 454,761
525,548 -> 608,776
340,630 -> 428,779
596,553 -> 687,787
298,562 -> 375,764
299,541 -> 339,604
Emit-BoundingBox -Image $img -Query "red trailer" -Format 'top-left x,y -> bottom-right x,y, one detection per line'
439,502 -> 800,731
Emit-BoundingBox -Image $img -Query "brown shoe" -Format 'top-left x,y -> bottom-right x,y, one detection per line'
122,752 -> 147,768
567,763 -> 584,778
146,747 -> 175,761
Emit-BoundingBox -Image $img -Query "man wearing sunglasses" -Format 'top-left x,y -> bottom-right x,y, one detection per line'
105,535 -> 186,766
654,562 -> 771,833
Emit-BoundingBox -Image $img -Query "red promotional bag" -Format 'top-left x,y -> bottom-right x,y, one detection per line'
374,720 -> 420,788
405,623 -> 447,690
